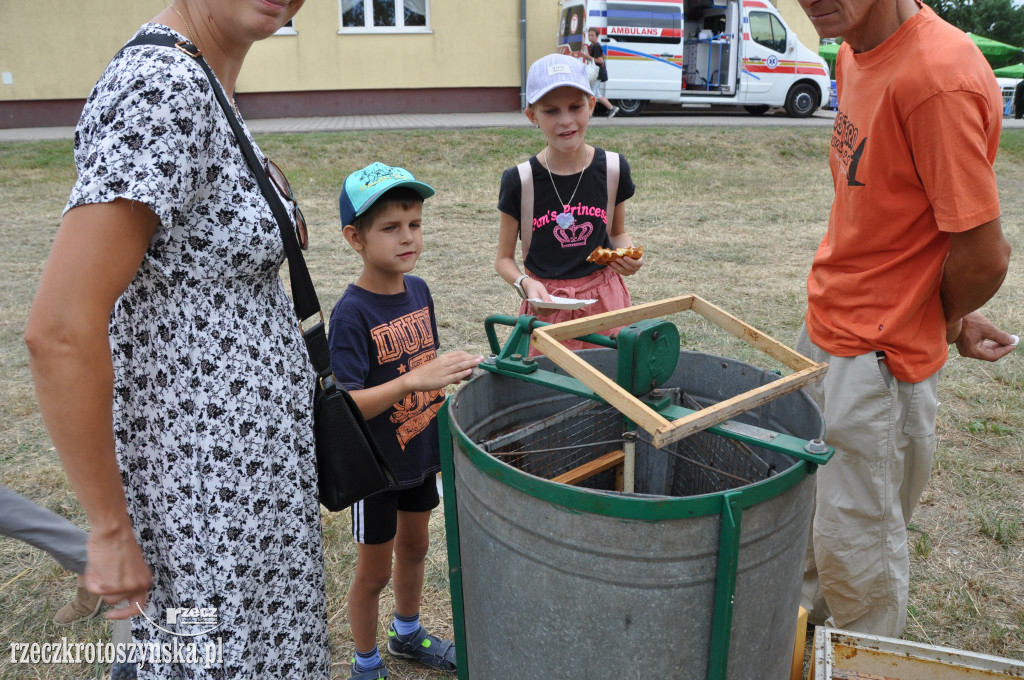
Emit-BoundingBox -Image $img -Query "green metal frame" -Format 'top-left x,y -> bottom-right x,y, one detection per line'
441,315 -> 834,680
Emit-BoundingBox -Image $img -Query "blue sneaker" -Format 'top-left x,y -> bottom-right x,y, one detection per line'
349,658 -> 388,679
386,622 -> 456,672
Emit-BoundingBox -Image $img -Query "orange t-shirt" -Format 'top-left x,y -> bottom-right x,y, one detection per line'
805,5 -> 1002,383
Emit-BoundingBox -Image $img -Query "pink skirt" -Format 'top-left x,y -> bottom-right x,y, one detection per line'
519,267 -> 632,355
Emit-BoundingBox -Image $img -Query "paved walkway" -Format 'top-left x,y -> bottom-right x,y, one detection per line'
2,108 -> 1020,142
0,108 -> 837,142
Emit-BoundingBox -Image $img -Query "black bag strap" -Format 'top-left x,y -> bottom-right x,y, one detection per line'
121,34 -> 333,382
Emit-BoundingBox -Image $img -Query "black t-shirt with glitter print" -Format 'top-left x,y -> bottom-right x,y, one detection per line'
498,147 -> 635,280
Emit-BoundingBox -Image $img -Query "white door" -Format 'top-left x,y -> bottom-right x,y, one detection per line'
741,7 -> 792,97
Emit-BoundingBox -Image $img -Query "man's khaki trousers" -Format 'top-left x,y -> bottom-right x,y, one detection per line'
797,325 -> 939,637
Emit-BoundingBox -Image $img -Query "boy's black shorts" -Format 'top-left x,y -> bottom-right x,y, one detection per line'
350,475 -> 440,545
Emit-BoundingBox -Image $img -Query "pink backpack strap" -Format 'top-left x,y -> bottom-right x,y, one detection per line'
517,160 -> 533,262
605,151 -> 620,233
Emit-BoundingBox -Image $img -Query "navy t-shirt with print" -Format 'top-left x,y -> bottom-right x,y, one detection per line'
327,275 -> 444,489
498,148 -> 635,280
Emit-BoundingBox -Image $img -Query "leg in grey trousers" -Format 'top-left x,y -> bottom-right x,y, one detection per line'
0,484 -> 88,573
0,484 -> 132,642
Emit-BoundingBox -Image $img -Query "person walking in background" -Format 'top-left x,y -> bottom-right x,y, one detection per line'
329,162 -> 481,679
795,0 -> 1016,638
24,0 -> 330,677
1,485 -> 136,678
1,485 -> 100,625
1014,77 -> 1024,119
582,27 -> 620,118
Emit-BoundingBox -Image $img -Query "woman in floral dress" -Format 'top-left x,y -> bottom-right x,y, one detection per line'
25,1 -> 329,677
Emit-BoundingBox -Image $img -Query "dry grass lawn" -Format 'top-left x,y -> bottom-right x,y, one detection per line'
1,126 -> 1022,679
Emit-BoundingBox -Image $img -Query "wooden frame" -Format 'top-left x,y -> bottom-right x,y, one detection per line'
551,450 -> 625,487
529,295 -> 828,449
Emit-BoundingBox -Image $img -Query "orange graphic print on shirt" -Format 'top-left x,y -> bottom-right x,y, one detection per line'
369,307 -> 444,450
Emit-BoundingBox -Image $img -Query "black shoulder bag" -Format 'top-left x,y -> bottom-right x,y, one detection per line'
123,34 -> 395,511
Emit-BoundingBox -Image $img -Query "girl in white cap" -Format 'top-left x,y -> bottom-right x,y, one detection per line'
495,53 -> 644,352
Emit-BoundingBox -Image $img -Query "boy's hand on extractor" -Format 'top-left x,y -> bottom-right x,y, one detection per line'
407,351 -> 484,391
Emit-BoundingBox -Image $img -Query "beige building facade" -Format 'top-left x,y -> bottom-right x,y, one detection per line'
0,0 -> 819,128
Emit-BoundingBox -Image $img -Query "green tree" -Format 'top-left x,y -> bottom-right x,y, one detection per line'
930,0 -> 1024,61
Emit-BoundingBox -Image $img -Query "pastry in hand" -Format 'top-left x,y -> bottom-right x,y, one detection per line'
586,245 -> 644,265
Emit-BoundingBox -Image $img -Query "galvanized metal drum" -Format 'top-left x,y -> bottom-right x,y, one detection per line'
440,349 -> 826,680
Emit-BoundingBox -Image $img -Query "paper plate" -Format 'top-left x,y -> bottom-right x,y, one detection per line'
527,295 -> 597,311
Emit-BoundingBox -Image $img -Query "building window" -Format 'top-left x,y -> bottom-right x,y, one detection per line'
275,19 -> 297,36
340,0 -> 429,32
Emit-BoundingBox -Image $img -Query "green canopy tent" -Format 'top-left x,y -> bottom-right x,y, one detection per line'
818,42 -> 839,77
994,63 -> 1024,78
818,34 -> 1020,76
967,33 -> 1023,68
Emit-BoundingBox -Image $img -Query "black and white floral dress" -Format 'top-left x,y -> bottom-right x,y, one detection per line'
65,25 -> 329,679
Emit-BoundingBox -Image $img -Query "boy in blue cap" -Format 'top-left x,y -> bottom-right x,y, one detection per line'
329,162 -> 482,679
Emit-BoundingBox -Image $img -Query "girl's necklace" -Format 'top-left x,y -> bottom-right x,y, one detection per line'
543,148 -> 587,229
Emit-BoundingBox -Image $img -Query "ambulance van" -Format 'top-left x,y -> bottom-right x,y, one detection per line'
557,0 -> 831,117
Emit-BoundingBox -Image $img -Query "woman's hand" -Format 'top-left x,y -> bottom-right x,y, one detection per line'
86,524 -> 153,620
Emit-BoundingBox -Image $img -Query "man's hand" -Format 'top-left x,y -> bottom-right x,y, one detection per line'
952,310 -> 1018,361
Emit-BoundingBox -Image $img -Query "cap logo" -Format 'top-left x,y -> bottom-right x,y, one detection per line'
547,64 -> 572,76
358,165 -> 407,190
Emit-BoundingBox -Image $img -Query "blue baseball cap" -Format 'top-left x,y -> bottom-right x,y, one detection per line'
339,162 -> 435,227
526,53 -> 594,105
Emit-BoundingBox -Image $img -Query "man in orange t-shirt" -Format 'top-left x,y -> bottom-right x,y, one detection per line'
796,0 -> 1016,637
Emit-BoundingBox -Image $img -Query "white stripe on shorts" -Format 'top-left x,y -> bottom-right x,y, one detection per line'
352,499 -> 365,544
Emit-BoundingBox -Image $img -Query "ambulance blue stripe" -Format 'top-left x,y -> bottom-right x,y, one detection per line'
611,46 -> 683,69
606,9 -> 682,19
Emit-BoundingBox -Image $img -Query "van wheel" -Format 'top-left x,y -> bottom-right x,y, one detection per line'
784,84 -> 819,118
744,105 -> 770,116
615,100 -> 647,117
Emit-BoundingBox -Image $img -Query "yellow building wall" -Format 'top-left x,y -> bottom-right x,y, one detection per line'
241,0 -> 561,92
0,0 -> 561,102
773,0 -> 821,56
1,2 -> 160,100
0,0 -> 816,104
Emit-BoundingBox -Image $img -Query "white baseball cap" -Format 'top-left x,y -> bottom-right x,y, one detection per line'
526,53 -> 594,105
